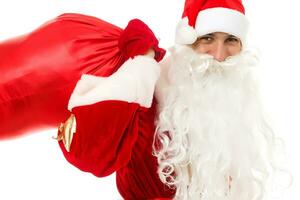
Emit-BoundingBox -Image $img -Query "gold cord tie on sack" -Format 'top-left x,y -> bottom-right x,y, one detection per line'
54,114 -> 76,152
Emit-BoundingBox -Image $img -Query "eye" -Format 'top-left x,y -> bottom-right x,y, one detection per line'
197,35 -> 214,44
225,36 -> 240,44
200,36 -> 213,41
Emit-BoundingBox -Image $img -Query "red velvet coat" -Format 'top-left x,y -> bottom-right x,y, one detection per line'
57,56 -> 175,199
59,100 -> 175,199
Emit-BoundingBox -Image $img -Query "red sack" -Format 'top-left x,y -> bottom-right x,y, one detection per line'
0,13 -> 165,139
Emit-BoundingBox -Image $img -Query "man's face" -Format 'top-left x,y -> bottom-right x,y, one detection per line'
192,32 -> 242,62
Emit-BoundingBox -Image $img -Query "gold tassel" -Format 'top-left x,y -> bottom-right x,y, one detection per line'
54,114 -> 76,152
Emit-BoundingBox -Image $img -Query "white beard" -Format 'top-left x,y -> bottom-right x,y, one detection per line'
154,45 -> 285,200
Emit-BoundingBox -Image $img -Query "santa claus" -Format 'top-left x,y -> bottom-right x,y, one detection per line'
61,1 -> 285,199
58,0 -> 289,199
0,0 -> 289,199
154,0 -> 288,199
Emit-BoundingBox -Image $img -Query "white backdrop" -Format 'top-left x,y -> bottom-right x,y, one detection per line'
0,0 -> 299,199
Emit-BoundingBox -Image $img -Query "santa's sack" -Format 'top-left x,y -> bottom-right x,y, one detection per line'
0,13 -> 164,139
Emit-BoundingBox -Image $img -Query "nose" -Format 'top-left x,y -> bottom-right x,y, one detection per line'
209,42 -> 229,62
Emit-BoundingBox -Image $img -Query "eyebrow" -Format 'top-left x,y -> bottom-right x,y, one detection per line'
198,33 -> 240,41
203,33 -> 214,37
203,33 -> 237,38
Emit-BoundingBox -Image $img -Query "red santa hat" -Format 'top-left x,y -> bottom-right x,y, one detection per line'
175,0 -> 249,45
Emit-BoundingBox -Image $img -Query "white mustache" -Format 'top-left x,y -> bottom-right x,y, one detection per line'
168,46 -> 260,86
190,50 -> 259,75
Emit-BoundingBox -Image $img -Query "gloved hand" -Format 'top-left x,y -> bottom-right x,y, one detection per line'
118,19 -> 165,62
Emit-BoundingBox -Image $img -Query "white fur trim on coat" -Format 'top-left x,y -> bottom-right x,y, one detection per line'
68,55 -> 161,111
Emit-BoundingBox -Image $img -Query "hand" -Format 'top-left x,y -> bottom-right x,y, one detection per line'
119,19 -> 165,62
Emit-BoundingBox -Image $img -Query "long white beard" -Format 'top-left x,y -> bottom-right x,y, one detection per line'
154,46 -> 287,200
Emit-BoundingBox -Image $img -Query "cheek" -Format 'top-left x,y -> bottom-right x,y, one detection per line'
228,44 -> 242,56
194,44 -> 210,54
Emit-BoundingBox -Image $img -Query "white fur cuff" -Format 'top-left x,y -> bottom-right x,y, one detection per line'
68,55 -> 161,110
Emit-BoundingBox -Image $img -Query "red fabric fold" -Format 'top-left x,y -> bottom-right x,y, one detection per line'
59,100 -> 140,177
0,13 -> 125,139
58,100 -> 175,199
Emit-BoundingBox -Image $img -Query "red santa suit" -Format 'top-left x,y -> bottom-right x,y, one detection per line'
45,16 -> 175,199
57,55 -> 175,199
